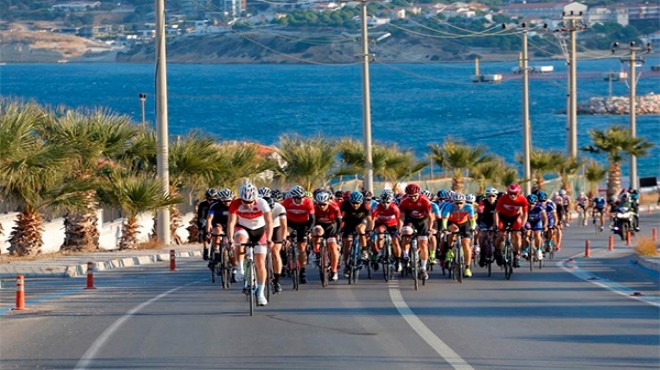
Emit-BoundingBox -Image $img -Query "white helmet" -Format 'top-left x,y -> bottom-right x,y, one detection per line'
485,188 -> 498,196
559,189 -> 566,196
239,183 -> 258,201
466,194 -> 476,203
315,191 -> 331,204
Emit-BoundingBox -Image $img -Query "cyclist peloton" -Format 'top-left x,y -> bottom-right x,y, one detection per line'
311,191 -> 342,281
226,182 -> 273,306
494,183 -> 529,268
259,187 -> 288,293
198,188 -> 218,261
282,185 -> 315,284
340,191 -> 373,278
440,193 -> 477,278
398,183 -> 435,281
372,190 -> 403,272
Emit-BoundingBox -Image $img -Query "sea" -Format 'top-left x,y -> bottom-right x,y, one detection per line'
0,59 -> 658,181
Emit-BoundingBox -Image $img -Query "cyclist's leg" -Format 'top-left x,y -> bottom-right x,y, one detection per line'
232,228 -> 249,281
460,224 -> 472,268
253,233 -> 269,305
271,226 -> 283,291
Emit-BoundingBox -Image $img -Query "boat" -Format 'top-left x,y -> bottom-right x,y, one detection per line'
603,71 -> 628,81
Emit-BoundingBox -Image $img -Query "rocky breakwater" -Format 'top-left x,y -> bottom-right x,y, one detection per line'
577,93 -> 660,115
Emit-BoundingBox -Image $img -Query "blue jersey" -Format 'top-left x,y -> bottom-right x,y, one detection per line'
441,203 -> 475,224
543,200 -> 556,227
593,197 -> 606,210
431,202 -> 441,218
527,204 -> 546,229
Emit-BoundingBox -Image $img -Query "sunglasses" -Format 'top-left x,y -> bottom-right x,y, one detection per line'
293,196 -> 302,200
319,203 -> 328,206
409,194 -> 419,197
454,202 -> 464,205
487,195 -> 497,198
241,200 -> 254,204
381,200 -> 391,204
351,201 -> 362,205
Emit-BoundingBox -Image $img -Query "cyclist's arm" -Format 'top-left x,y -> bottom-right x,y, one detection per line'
280,216 -> 288,241
308,213 -> 316,228
226,213 -> 237,241
264,211 -> 273,243
521,210 -> 528,227
366,214 -> 374,232
206,212 -> 214,235
542,210 -> 548,229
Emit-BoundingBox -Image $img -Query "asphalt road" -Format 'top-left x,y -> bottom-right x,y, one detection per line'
1,214 -> 658,369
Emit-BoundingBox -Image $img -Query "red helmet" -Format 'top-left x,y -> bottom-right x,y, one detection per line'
507,183 -> 521,195
405,183 -> 421,195
343,191 -> 352,200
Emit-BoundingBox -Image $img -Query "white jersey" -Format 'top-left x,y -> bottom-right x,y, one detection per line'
271,202 -> 286,228
228,197 -> 271,230
576,195 -> 588,206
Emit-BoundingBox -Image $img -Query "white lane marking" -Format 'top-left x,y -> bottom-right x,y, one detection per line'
389,283 -> 474,370
74,281 -> 198,370
559,251 -> 660,308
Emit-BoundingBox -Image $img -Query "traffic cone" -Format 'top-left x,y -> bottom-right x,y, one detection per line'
608,235 -> 614,251
584,240 -> 591,257
86,262 -> 96,289
14,275 -> 25,310
170,249 -> 176,271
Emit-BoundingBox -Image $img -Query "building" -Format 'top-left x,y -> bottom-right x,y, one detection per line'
587,6 -> 629,26
51,1 -> 101,12
224,0 -> 246,18
501,2 -> 568,21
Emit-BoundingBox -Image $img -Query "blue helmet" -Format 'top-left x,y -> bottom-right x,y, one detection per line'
437,189 -> 449,200
527,194 -> 538,204
537,191 -> 548,202
349,191 -> 364,203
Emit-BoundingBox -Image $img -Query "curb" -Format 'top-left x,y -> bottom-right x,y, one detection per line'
633,254 -> 660,273
65,250 -> 202,277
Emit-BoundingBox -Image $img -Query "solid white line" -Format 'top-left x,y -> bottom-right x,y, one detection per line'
558,251 -> 660,308
74,281 -> 198,370
389,284 -> 474,370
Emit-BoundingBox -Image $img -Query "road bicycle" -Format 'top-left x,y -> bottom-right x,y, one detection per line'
316,235 -> 331,288
376,231 -> 395,282
480,228 -> 497,277
502,227 -> 522,280
401,229 -> 422,290
543,227 -> 556,261
445,230 -> 464,284
285,230 -> 300,291
241,241 -> 258,316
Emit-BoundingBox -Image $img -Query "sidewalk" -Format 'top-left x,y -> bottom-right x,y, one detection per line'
0,244 -> 202,278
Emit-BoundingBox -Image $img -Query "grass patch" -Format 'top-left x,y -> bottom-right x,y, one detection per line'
635,237 -> 659,257
136,240 -> 164,250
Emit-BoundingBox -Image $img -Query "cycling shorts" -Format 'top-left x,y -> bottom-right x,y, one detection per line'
288,221 -> 311,243
405,218 -> 429,236
448,221 -> 472,239
235,225 -> 266,245
375,224 -> 398,237
497,214 -> 523,232
315,223 -> 338,239
342,219 -> 368,238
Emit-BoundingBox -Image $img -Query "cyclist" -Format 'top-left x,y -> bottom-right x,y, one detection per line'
552,191 -> 565,227
311,191 -> 342,281
494,183 -> 529,268
423,189 -> 441,266
282,185 -> 315,284
575,192 -> 589,226
198,188 -> 218,260
522,194 -> 547,261
440,193 -> 476,278
591,194 -> 607,231
477,187 -> 498,267
260,187 -> 288,293
560,189 -> 572,226
398,183 -> 435,281
538,191 -> 559,253
226,182 -> 273,306
205,188 -> 233,277
372,190 -> 403,272
340,191 -> 373,278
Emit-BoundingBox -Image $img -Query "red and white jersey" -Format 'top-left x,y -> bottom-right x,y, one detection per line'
495,194 -> 528,218
399,196 -> 432,220
315,202 -> 341,224
373,203 -> 400,227
228,198 -> 271,230
282,197 -> 315,223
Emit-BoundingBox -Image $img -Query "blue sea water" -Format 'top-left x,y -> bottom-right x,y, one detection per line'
0,59 -> 658,179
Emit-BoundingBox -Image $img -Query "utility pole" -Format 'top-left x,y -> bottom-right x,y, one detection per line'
559,2 -> 587,159
521,23 -> 532,195
360,0 -> 374,194
612,41 -> 652,189
139,93 -> 147,129
155,0 -> 170,245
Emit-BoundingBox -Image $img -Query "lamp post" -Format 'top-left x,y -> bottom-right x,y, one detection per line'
139,93 -> 147,129
155,0 -> 170,245
359,0 -> 374,194
612,41 -> 652,189
520,23 -> 532,195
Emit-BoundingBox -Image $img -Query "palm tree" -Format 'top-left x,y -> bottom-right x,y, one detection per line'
337,139 -> 426,190
39,108 -> 138,252
429,138 -> 492,192
99,173 -> 181,250
470,158 -> 506,194
517,149 -> 561,191
582,125 -> 654,197
0,100 -> 91,256
275,135 -> 338,191
584,160 -> 607,198
552,152 -> 582,194
212,141 -> 276,188
498,165 -> 519,189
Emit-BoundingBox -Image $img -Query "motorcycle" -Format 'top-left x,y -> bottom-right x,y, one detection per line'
611,206 -> 634,240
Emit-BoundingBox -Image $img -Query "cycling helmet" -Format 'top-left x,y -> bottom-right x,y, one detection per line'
466,194 -> 476,203
334,191 -> 343,199
631,193 -> 639,201
507,183 -> 521,195
289,185 -> 305,198
304,191 -> 312,199
405,183 -> 421,195
485,188 -> 498,197
610,195 -> 617,202
364,190 -> 374,200
421,189 -> 432,199
579,191 -> 585,197
453,193 -> 466,203
264,196 -> 275,209
239,183 -> 258,202
380,190 -> 395,203
559,189 -> 567,196
538,191 -> 548,202
271,189 -> 283,201
437,189 -> 449,200
349,191 -> 364,203
258,187 -> 271,198
315,191 -> 331,204
621,193 -> 629,201
527,194 -> 538,204
205,188 -> 219,199
448,190 -> 456,199
218,188 -> 234,201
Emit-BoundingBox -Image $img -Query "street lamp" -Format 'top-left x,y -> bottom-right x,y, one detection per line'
611,41 -> 652,189
139,93 -> 147,129
359,0 -> 374,194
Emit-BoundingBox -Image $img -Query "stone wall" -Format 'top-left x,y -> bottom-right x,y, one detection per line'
578,93 -> 660,115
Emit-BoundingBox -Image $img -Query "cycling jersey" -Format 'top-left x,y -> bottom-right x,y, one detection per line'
430,202 -> 441,218
478,199 -> 497,228
593,197 -> 606,210
562,195 -> 571,207
543,200 -> 556,228
228,198 -> 271,230
527,204 -> 546,230
441,203 -> 476,228
270,202 -> 286,229
197,200 -> 212,228
399,196 -> 433,221
495,194 -> 528,217
208,201 -> 230,228
282,197 -> 315,224
373,202 -> 400,227
576,195 -> 588,206
315,202 -> 341,225
340,201 -> 371,223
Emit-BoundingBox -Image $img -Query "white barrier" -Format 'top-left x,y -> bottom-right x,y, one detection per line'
0,211 -> 194,254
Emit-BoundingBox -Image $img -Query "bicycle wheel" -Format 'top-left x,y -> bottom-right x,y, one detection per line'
320,240 -> 329,288
412,246 -> 419,290
504,243 -> 513,280
486,238 -> 493,277
221,248 -> 231,290
246,262 -> 254,316
266,251 -> 273,301
529,244 -> 534,272
352,238 -> 361,284
382,237 -> 391,282
456,242 -> 463,284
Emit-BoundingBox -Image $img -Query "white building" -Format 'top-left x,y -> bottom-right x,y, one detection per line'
51,1 -> 101,12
